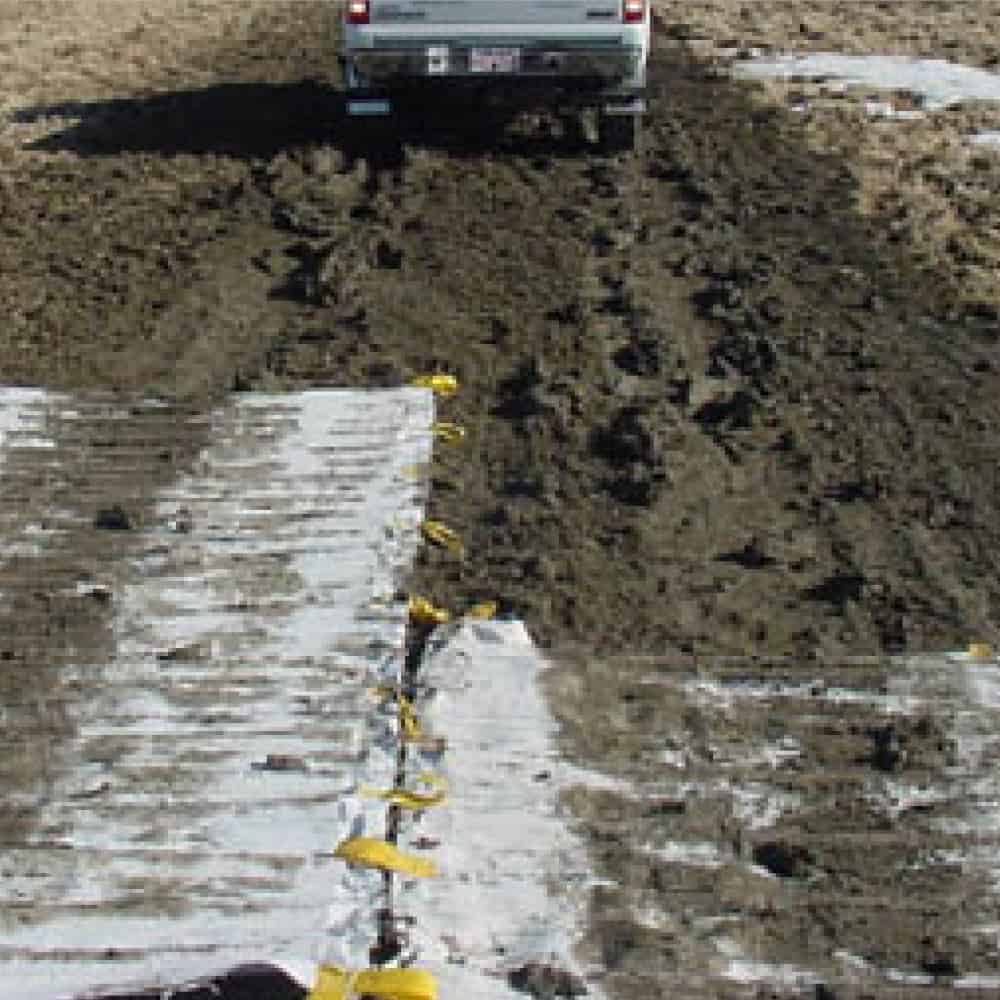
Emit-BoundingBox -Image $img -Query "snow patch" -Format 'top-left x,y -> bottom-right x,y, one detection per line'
733,53 -> 1000,112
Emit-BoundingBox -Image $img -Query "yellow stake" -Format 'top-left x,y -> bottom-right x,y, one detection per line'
359,785 -> 447,810
466,600 -> 498,620
421,520 -> 465,558
433,421 -> 466,443
411,374 -> 459,397
332,837 -> 438,878
409,595 -> 451,626
399,696 -> 424,742
310,966 -> 438,1000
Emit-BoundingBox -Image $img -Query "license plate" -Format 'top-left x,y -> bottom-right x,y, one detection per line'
347,99 -> 391,116
427,45 -> 449,74
468,47 -> 520,73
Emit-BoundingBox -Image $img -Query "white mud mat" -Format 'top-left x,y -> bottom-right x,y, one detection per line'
0,387 -> 606,1000
0,388 -> 435,997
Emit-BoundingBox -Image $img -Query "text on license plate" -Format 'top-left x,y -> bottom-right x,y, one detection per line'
468,47 -> 520,73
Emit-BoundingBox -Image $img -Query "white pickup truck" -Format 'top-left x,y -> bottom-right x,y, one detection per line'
340,0 -> 650,151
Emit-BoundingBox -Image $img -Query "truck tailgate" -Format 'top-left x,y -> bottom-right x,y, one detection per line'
369,0 -> 622,25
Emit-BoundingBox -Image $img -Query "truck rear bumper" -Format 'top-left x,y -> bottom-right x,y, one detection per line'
346,44 -> 643,84
345,91 -> 645,117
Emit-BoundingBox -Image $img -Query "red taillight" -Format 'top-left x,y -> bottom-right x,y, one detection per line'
347,0 -> 370,24
623,0 -> 644,22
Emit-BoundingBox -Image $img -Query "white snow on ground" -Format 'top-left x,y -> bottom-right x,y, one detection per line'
684,674 -> 922,715
0,386 -> 51,448
969,131 -> 1000,149
725,779 -> 802,833
0,388 -> 434,999
714,649 -> 1000,991
733,51 -> 1000,146
732,53 -> 1000,111
559,648 -> 1000,992
718,949 -> 819,992
397,619 -> 610,1000
644,840 -> 725,868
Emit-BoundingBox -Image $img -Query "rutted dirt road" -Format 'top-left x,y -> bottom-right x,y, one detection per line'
2,1 -> 1000,996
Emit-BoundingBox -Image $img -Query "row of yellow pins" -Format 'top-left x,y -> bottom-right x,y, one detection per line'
316,375 -> 470,1000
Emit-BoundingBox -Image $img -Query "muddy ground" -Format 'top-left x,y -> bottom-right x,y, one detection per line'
2,1 -> 1000,997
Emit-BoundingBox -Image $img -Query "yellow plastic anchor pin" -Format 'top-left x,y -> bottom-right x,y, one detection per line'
433,421 -> 466,443
332,837 -> 439,878
360,785 -> 447,810
969,642 -> 994,661
411,374 -> 459,397
309,967 -> 356,1000
415,771 -> 448,791
421,520 -> 465,558
466,600 -> 498,620
310,966 -> 438,1000
399,695 -> 424,741
409,595 -> 451,627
